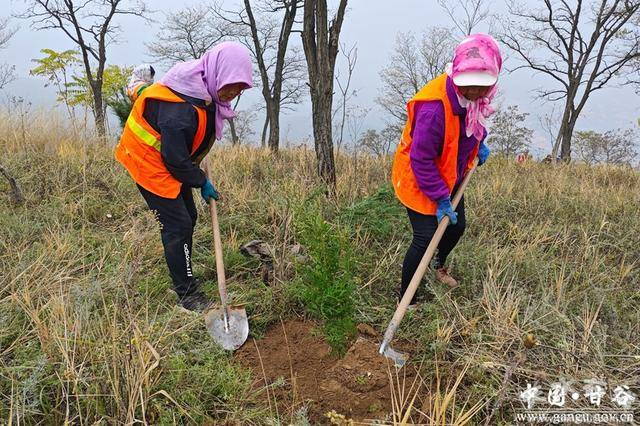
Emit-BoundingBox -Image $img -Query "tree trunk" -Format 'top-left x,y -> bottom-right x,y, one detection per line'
301,0 -> 347,192
261,115 -> 270,148
228,118 -> 239,145
267,102 -> 280,153
337,97 -> 347,153
560,118 -> 577,163
551,132 -> 562,162
311,92 -> 336,189
91,82 -> 106,140
552,99 -> 573,163
242,0 -> 299,154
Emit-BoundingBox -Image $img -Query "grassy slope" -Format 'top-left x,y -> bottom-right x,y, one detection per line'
1,117 -> 639,424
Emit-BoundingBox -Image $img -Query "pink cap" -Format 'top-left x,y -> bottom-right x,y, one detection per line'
450,33 -> 502,87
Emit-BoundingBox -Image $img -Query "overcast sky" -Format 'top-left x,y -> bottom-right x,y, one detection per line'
3,0 -> 639,155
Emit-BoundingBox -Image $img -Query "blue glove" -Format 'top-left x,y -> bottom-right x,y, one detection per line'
436,197 -> 458,225
477,142 -> 490,166
200,179 -> 220,203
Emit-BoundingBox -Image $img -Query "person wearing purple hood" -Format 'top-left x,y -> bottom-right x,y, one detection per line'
391,34 -> 502,309
115,42 -> 253,312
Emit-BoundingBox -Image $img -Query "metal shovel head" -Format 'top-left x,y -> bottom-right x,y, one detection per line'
204,305 -> 249,351
381,345 -> 408,368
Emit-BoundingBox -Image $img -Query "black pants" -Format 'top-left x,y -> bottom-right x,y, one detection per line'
400,196 -> 466,304
137,184 -> 200,297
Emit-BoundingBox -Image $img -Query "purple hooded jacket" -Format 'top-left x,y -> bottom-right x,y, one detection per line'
409,76 -> 486,202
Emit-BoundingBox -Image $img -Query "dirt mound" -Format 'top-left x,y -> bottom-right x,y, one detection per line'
235,320 -> 422,424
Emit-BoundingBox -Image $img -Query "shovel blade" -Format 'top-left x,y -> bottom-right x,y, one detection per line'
381,346 -> 408,368
204,306 -> 249,351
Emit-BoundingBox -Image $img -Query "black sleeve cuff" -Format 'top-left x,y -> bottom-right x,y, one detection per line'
193,170 -> 207,188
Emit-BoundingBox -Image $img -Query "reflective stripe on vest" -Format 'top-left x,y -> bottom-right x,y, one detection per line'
125,113 -> 161,151
115,83 -> 209,199
391,73 -> 479,215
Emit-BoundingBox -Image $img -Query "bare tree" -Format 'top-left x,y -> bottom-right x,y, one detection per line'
223,108 -> 257,145
220,0 -> 305,152
0,18 -> 14,48
358,126 -> 398,158
632,61 -> 640,93
376,28 -> 456,130
574,129 -> 638,166
0,64 -> 14,90
301,0 -> 348,190
0,19 -> 21,204
346,105 -> 369,150
499,0 -> 640,162
21,0 -> 149,139
628,11 -> 640,91
380,124 -> 402,156
0,17 -> 17,90
147,5 -> 231,67
538,105 -> 562,155
358,129 -> 382,157
149,4 -> 252,144
257,47 -> 306,147
333,43 -> 357,153
437,0 -> 491,36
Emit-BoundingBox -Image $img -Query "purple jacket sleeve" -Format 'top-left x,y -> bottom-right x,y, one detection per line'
409,101 -> 450,202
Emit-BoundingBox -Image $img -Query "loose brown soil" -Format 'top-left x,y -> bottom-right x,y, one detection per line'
235,320 -> 424,424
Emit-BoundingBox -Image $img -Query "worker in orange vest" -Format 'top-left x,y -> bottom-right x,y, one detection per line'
391,34 -> 502,308
115,42 -> 253,312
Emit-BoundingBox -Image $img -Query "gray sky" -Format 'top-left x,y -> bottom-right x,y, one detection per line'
3,0 -> 639,156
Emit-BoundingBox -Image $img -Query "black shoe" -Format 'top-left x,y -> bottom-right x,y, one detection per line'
179,291 -> 211,313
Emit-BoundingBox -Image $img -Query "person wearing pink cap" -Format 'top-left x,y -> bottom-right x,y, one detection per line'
115,42 -> 253,312
391,33 -> 502,308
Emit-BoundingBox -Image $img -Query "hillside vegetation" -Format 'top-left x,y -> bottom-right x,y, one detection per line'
1,114 -> 639,424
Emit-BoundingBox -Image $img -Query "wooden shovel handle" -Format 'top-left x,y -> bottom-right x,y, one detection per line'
380,157 -> 479,351
203,158 -> 228,307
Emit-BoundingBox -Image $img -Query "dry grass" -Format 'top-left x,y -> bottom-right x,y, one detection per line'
1,110 -> 639,424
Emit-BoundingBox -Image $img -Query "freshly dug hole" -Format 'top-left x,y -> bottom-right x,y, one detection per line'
235,320 -> 424,424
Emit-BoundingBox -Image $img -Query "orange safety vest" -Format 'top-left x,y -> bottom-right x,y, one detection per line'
115,83 -> 208,199
391,73 -> 479,215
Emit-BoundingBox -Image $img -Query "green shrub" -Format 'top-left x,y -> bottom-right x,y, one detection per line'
292,201 -> 357,356
107,88 -> 133,128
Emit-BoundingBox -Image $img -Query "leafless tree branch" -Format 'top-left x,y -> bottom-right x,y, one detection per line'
216,0 -> 304,151
0,17 -> 17,89
376,27 -> 456,128
147,4 -> 232,66
498,0 -> 640,161
437,0 -> 491,36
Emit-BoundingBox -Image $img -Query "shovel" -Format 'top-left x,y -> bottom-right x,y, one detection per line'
202,160 -> 249,351
379,158 -> 479,367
